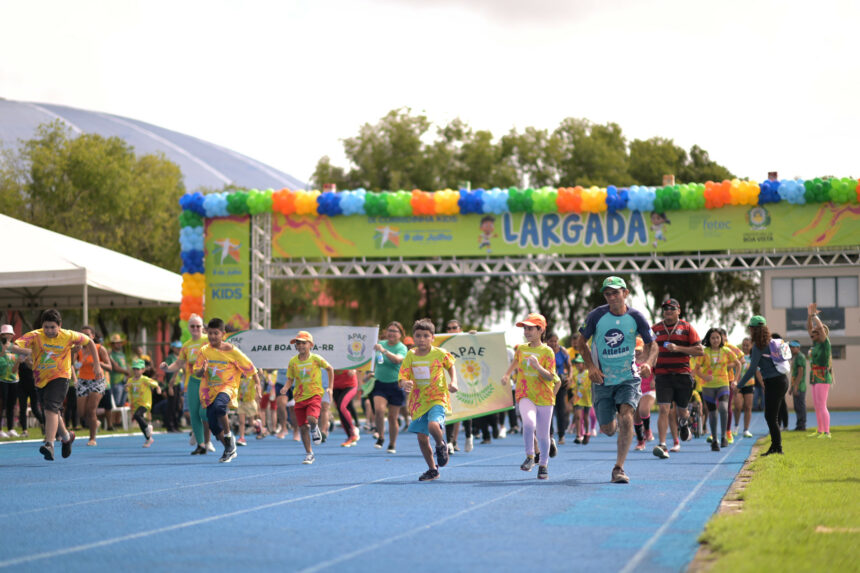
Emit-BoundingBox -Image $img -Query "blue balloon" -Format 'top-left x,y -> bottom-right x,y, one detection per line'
340,189 -> 367,216
758,180 -> 781,204
180,250 -> 204,274
316,192 -> 343,216
458,189 -> 485,214
179,192 -> 206,216
481,187 -> 509,214
203,192 -> 229,218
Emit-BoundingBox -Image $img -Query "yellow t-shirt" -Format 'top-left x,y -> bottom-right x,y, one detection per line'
194,344 -> 256,408
178,336 -> 207,387
127,375 -> 160,411
513,344 -> 559,407
15,328 -> 90,388
697,347 -> 735,389
287,353 -> 331,403
238,375 -> 258,403
398,347 -> 456,419
724,343 -> 743,380
571,369 -> 592,407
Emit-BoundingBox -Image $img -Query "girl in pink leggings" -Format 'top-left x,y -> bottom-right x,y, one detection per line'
501,313 -> 560,480
807,304 -> 833,438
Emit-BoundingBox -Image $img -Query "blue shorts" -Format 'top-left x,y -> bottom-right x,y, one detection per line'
593,380 -> 641,427
371,381 -> 405,407
206,392 -> 231,436
274,383 -> 293,401
408,405 -> 446,435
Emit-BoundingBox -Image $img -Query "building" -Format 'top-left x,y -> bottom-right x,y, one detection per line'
762,266 -> 859,408
0,98 -> 306,191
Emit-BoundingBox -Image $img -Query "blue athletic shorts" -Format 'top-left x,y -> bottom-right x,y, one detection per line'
593,380 -> 641,427
371,381 -> 405,407
408,404 -> 446,435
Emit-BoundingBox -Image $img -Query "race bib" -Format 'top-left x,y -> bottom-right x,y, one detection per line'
413,366 -> 431,383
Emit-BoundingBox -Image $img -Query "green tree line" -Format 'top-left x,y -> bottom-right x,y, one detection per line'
310,108 -> 758,334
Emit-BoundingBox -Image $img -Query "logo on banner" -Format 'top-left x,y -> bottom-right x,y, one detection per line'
212,237 -> 242,264
746,206 -> 771,231
346,332 -> 369,362
373,226 -> 400,249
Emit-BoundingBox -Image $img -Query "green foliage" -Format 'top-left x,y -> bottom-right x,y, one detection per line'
306,109 -> 750,334
0,121 -> 185,271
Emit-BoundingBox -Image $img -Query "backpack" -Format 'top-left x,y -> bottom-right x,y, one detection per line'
764,338 -> 792,375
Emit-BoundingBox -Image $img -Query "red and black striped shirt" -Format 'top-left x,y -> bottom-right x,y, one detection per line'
652,319 -> 701,375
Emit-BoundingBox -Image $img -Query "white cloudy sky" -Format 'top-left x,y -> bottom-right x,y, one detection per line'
2,0 -> 858,186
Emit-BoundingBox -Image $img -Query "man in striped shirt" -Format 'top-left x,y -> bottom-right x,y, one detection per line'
651,299 -> 703,459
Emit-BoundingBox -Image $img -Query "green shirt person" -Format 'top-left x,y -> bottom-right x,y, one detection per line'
790,342 -> 807,393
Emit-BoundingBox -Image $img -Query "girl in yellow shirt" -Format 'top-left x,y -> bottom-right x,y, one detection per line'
693,328 -> 741,452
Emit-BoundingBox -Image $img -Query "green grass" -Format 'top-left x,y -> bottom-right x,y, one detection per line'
699,425 -> 860,572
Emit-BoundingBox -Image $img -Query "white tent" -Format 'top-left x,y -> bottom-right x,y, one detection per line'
0,214 -> 181,322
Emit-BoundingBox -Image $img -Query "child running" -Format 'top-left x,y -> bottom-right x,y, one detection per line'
634,337 -> 656,450
398,319 -> 458,481
693,328 -> 742,451
236,369 -> 264,446
193,318 -> 260,463
280,331 -> 334,465
11,309 -> 102,461
127,359 -> 162,447
570,355 -> 592,444
501,313 -> 560,480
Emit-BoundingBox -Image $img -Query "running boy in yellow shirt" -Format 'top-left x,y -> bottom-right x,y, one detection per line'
127,359 -> 162,447
280,331 -> 334,465
193,318 -> 260,463
11,309 -> 102,461
399,319 -> 458,482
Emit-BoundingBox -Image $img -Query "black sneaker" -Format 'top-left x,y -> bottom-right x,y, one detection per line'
419,468 -> 440,481
39,442 -> 55,461
520,456 -> 535,471
374,438 -> 384,449
721,437 -> 728,448
219,435 -> 237,463
582,434 -> 590,445
534,451 -> 540,464
61,431 -> 75,459
537,466 -> 548,480
191,445 -> 207,455
549,438 -> 558,458
679,422 -> 691,442
652,444 -> 670,459
435,443 -> 449,467
711,440 -> 720,452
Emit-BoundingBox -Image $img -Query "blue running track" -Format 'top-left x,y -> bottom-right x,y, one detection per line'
1,411 -> 857,572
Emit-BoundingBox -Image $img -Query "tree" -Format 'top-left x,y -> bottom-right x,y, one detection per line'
0,120 -> 187,344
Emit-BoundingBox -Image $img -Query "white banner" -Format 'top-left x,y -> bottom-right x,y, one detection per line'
226,326 -> 379,370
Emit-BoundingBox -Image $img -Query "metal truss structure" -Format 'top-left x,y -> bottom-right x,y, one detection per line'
249,213 -> 272,330
250,213 -> 860,328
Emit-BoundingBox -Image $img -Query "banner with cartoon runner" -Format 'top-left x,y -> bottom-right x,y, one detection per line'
271,203 -> 860,259
433,331 -> 513,423
205,215 -> 251,330
226,326 -> 379,370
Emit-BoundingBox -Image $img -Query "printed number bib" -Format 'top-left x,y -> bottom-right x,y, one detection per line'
412,366 -> 432,384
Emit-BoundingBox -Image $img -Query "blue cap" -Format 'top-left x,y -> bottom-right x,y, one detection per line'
788,340 -> 801,348
170,340 -> 182,348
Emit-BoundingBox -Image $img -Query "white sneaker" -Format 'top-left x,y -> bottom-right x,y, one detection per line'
353,426 -> 360,439
8,429 -> 19,438
146,424 -> 153,439
499,427 -> 507,439
205,441 -> 216,452
0,431 -> 8,438
189,432 -> 197,446
669,442 -> 681,453
311,424 -> 322,445
447,442 -> 454,455
465,436 -> 474,452
302,453 -> 315,465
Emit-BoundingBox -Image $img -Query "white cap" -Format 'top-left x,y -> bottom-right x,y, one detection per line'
0,325 -> 13,336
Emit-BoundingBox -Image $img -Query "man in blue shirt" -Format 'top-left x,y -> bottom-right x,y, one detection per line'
577,276 -> 657,484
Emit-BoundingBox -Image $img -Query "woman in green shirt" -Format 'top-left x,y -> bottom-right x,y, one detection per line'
371,321 -> 408,453
807,303 -> 833,438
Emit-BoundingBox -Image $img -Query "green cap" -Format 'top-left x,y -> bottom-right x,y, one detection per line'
132,359 -> 146,369
601,276 -> 627,292
573,354 -> 584,363
748,315 -> 767,327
